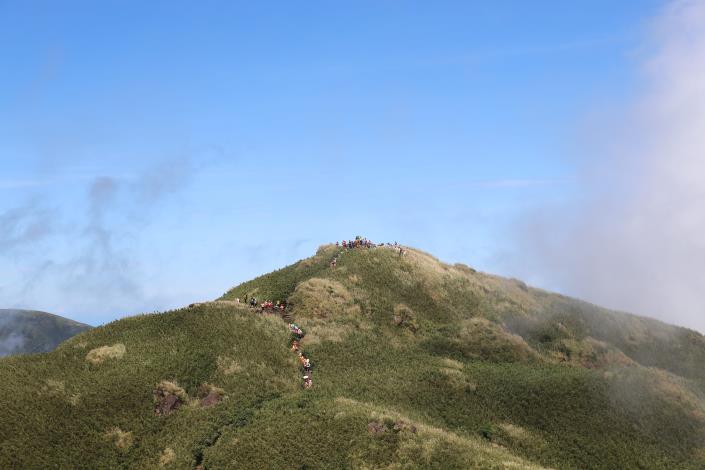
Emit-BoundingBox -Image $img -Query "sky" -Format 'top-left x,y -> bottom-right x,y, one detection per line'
2,0 -> 703,331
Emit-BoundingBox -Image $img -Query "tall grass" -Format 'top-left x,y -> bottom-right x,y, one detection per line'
1,246 -> 704,469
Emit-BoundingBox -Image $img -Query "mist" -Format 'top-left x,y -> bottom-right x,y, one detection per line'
0,310 -> 25,356
507,0 -> 705,333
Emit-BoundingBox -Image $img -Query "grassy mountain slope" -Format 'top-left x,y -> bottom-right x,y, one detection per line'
1,244 -> 704,469
0,309 -> 91,356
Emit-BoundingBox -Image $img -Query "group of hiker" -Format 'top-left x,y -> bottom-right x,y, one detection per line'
333,236 -> 406,262
259,299 -> 286,312
235,295 -> 312,389
289,323 -> 313,389
331,236 -> 375,267
338,236 -> 374,249
235,296 -> 288,313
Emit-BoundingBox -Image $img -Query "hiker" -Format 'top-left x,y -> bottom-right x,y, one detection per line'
236,297 -> 240,303
291,340 -> 300,352
290,325 -> 302,338
303,375 -> 312,389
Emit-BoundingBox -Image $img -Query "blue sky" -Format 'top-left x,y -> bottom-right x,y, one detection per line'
0,1 -> 673,325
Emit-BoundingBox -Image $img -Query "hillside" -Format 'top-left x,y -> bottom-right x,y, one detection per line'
1,243 -> 704,469
0,309 -> 91,357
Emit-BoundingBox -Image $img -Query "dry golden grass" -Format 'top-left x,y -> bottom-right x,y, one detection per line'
392,304 -> 417,331
403,248 -> 448,277
301,244 -> 335,268
439,366 -> 478,392
85,343 -> 126,365
316,243 -> 337,255
189,300 -> 247,310
393,247 -> 541,319
459,318 -> 541,363
155,380 -> 189,402
290,278 -> 361,318
105,428 -> 133,451
440,358 -> 464,370
647,368 -> 705,421
217,356 -> 243,375
159,447 -> 175,466
497,423 -> 548,451
68,394 -> 81,406
334,397 -> 549,470
297,318 -> 360,345
554,337 -> 635,369
392,249 -> 450,301
259,313 -> 288,330
41,379 -> 81,406
197,383 -> 225,399
499,423 -> 530,440
439,367 -> 463,377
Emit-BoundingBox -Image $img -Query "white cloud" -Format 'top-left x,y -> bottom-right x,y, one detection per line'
507,0 -> 705,332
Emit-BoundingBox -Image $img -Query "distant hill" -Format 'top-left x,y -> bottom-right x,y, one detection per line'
0,309 -> 92,356
1,244 -> 705,469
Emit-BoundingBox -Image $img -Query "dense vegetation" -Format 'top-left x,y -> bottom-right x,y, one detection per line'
1,244 -> 704,469
0,309 -> 91,356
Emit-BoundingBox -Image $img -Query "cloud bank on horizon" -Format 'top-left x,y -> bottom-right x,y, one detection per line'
509,0 -> 705,332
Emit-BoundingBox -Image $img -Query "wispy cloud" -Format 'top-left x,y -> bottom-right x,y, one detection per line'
0,199 -> 54,251
505,0 -> 705,333
0,156 -> 211,321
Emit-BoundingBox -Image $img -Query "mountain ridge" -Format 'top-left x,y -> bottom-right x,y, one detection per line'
1,242 -> 704,469
0,308 -> 92,357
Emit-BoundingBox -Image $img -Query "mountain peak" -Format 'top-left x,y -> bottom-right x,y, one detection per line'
1,243 -> 704,469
